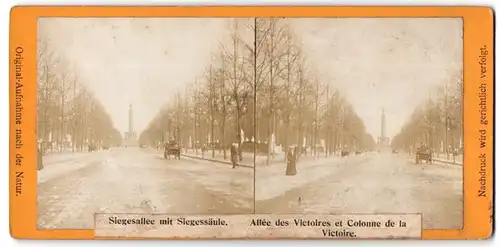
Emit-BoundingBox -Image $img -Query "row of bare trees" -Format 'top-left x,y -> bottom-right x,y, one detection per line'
37,36 -> 122,153
139,18 -> 375,163
392,73 -> 463,157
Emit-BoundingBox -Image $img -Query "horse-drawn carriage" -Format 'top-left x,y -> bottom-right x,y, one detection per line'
164,140 -> 181,160
415,146 -> 432,164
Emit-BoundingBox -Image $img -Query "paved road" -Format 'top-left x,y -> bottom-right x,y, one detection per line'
255,152 -> 463,230
37,147 -> 253,229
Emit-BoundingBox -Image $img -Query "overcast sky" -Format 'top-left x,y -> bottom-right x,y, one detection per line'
290,18 -> 463,139
39,18 -> 230,134
40,18 -> 462,139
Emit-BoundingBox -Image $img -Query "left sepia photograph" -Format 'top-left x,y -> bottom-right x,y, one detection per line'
36,18 -> 256,229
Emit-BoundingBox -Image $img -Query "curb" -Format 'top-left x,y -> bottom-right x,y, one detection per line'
433,158 -> 463,166
181,154 -> 253,169
42,153 -> 93,166
181,154 -> 347,168
404,155 -> 463,166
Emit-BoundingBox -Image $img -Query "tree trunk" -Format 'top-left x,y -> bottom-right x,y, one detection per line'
283,118 -> 290,162
220,121 -> 227,159
236,101 -> 243,162
267,21 -> 275,165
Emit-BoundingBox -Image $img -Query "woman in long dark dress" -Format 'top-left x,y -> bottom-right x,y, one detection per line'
230,144 -> 238,168
286,146 -> 297,176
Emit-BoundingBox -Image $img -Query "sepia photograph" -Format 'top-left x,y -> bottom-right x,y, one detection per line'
36,17 -> 463,231
252,18 -> 463,230
36,18 -> 256,229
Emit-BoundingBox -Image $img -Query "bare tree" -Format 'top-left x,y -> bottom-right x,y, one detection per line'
140,17 -> 375,163
260,18 -> 290,164
392,75 -> 463,160
294,56 -> 309,158
221,19 -> 254,161
207,64 -> 217,158
276,29 -> 301,157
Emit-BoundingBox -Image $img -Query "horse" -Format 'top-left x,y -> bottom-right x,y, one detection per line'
164,142 -> 181,160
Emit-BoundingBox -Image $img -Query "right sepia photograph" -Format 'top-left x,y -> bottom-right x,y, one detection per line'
252,18 -> 463,230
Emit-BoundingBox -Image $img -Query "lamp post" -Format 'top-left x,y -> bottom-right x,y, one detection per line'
168,112 -> 173,141
450,118 -> 456,164
71,113 -> 76,152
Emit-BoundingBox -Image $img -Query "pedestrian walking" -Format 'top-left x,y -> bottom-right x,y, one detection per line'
230,143 -> 238,168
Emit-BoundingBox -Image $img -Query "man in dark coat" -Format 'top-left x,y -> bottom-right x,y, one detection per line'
230,143 -> 238,168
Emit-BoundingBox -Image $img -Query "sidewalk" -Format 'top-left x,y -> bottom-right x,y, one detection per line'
38,152 -> 105,183
433,156 -> 463,166
42,151 -> 93,166
403,152 -> 463,166
180,149 -> 350,168
256,155 -> 363,201
180,150 -> 262,168
178,148 -> 366,200
256,154 -> 348,177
